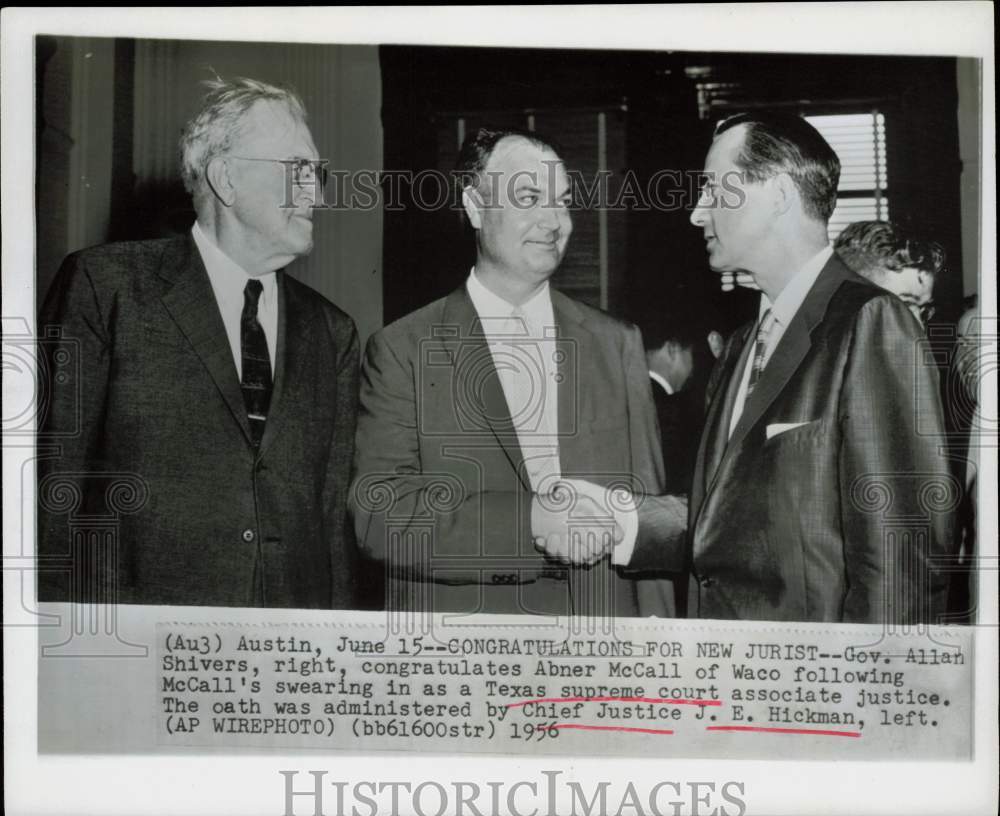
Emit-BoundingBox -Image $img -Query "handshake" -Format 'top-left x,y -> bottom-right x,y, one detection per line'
530,477 -> 636,567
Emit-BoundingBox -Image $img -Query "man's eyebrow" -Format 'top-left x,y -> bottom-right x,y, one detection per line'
513,181 -> 542,193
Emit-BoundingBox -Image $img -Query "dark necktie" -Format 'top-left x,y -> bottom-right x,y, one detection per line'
746,308 -> 774,397
241,279 -> 272,447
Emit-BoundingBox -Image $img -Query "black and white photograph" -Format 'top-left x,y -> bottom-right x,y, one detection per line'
3,5 -> 996,816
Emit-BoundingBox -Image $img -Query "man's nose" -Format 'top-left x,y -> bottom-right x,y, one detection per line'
537,203 -> 562,232
690,190 -> 711,227
295,180 -> 319,208
294,164 -> 322,207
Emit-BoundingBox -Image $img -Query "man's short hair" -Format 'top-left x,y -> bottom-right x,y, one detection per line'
834,220 -> 946,279
456,126 -> 564,201
715,112 -> 841,223
637,306 -> 720,354
179,76 -> 307,206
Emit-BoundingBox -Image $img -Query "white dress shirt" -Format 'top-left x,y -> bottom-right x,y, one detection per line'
465,270 -> 639,562
466,269 -> 561,491
649,370 -> 674,396
192,221 -> 278,380
729,245 -> 833,437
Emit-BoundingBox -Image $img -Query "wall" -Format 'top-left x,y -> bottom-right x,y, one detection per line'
36,37 -> 384,343
957,58 -> 982,299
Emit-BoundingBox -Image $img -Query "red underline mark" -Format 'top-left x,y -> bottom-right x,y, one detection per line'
706,725 -> 861,738
553,723 -> 674,735
507,696 -> 721,708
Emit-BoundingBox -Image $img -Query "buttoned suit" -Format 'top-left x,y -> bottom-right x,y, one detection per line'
349,284 -> 687,618
629,253 -> 957,623
37,236 -> 360,608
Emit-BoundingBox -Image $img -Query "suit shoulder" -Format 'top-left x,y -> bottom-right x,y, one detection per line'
283,273 -> 357,335
369,295 -> 449,346
59,238 -> 183,284
555,290 -> 638,336
830,275 -> 914,324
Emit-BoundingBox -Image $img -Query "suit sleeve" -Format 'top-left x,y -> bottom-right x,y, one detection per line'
622,323 -> 689,573
323,309 -> 361,606
37,252 -> 113,600
348,329 -> 536,583
838,297 -> 957,624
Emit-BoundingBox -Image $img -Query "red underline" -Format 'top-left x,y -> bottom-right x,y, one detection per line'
706,725 -> 862,738
507,696 -> 721,708
553,723 -> 675,735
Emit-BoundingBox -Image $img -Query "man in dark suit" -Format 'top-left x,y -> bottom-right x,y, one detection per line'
38,77 -> 360,608
349,127 -> 686,619
628,113 -> 957,624
639,310 -> 719,496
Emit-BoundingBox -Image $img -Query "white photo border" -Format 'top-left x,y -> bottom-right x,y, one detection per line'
3,4 -> 997,816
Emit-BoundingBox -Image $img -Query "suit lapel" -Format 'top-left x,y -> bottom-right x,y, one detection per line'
728,254 -> 852,451
697,321 -> 754,495
441,287 -> 530,490
158,237 -> 252,445
552,292 -> 587,476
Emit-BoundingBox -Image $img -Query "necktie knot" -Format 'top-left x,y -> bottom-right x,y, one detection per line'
747,308 -> 775,396
244,279 -> 264,315
757,308 -> 774,340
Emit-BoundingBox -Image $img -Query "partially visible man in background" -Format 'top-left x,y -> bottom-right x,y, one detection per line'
38,77 -> 361,608
638,309 -> 719,496
834,219 -> 945,326
947,294 -> 985,622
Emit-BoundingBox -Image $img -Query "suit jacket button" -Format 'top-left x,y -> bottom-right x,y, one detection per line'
242,529 -> 255,543
700,577 -> 714,588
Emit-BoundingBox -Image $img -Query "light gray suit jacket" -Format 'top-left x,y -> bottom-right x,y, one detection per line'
350,284 -> 687,618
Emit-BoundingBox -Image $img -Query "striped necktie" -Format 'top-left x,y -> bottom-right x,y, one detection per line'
241,279 -> 272,447
746,308 -> 774,396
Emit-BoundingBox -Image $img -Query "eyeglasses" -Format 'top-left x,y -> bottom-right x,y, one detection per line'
227,156 -> 328,189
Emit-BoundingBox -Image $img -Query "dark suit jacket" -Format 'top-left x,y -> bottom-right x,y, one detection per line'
650,378 -> 703,496
630,253 -> 957,623
37,236 -> 360,608
349,284 -> 685,618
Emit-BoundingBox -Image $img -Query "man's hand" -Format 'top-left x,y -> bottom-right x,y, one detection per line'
531,480 -> 624,566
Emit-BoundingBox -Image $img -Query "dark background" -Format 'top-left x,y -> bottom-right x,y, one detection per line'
380,46 -> 966,333
36,40 -> 973,337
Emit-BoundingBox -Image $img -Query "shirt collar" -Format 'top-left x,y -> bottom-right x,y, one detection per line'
649,370 -> 674,395
466,267 -> 553,328
192,221 -> 277,306
760,244 -> 833,325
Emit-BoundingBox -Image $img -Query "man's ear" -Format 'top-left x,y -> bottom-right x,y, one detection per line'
707,330 -> 725,359
462,186 -> 484,229
205,156 -> 236,207
771,172 -> 798,216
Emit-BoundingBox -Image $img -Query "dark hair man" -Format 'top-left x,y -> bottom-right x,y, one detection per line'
624,112 -> 956,623
350,127 -> 687,619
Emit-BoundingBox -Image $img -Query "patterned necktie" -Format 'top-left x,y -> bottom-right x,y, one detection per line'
241,279 -> 272,447
746,308 -> 774,396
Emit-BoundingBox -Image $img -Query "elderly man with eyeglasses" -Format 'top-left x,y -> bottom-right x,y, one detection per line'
38,76 -> 361,609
